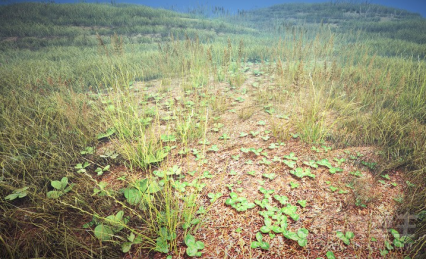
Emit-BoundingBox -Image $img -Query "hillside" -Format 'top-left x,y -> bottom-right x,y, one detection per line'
227,2 -> 426,56
0,2 -> 425,259
228,2 -> 422,28
0,2 -> 255,50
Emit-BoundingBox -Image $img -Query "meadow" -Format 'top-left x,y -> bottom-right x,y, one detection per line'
0,2 -> 426,258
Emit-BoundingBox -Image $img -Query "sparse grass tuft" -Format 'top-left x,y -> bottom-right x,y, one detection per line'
237,105 -> 257,121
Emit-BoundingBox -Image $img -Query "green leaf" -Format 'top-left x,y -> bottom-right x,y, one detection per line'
297,228 -> 309,239
282,204 -> 298,216
406,181 -> 416,187
298,238 -> 307,247
97,128 -> 116,140
385,240 -> 394,250
264,216 -> 272,226
271,226 -> 283,233
94,224 -> 114,241
336,231 -> 344,239
146,180 -> 162,193
317,159 -> 332,168
260,226 -> 271,233
284,152 -> 298,161
80,146 -> 95,155
260,241 -> 270,250
64,183 -> 75,193
161,134 -> 176,142
381,174 -> 390,180
197,206 -> 206,214
132,236 -> 142,244
289,182 -> 299,188
182,223 -> 190,230
115,210 -> 124,221
153,170 -> 165,178
283,160 -> 296,169
303,160 -> 318,168
251,241 -> 260,248
46,190 -> 62,199
336,231 -> 354,245
394,239 -> 404,248
345,231 -> 354,239
185,234 -> 196,246
4,193 -> 19,200
274,195 -> 289,205
219,134 -> 230,140
298,200 -> 307,208
329,167 -> 343,174
168,165 -> 182,176
123,188 -> 142,205
389,229 -> 400,239
155,237 -> 169,253
191,218 -> 200,225
263,173 -> 276,180
186,246 -> 198,257
284,231 -> 299,241
246,202 -> 256,209
280,215 -> 288,229
127,232 -> 135,242
51,180 -> 63,190
256,232 -> 263,242
195,241 -> 205,250
230,192 -> 238,199
4,187 -> 29,200
329,186 -> 338,192
326,251 -> 336,259
122,242 -> 132,253
60,177 -> 68,187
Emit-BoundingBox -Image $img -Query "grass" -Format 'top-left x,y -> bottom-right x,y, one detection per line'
0,1 -> 426,258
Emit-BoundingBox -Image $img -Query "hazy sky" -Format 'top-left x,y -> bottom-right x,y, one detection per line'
3,0 -> 426,17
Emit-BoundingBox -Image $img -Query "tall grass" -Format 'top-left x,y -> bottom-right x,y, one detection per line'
0,85 -> 102,258
248,18 -> 426,257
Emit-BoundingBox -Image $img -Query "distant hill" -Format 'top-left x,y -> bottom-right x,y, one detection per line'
233,2 -> 421,26
1,2 -> 425,50
226,2 -> 426,44
0,2 -> 255,50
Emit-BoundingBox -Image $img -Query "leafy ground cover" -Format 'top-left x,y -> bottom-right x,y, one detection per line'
100,65 -> 407,258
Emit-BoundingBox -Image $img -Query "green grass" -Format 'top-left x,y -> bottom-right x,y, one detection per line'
1,1 -> 426,258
